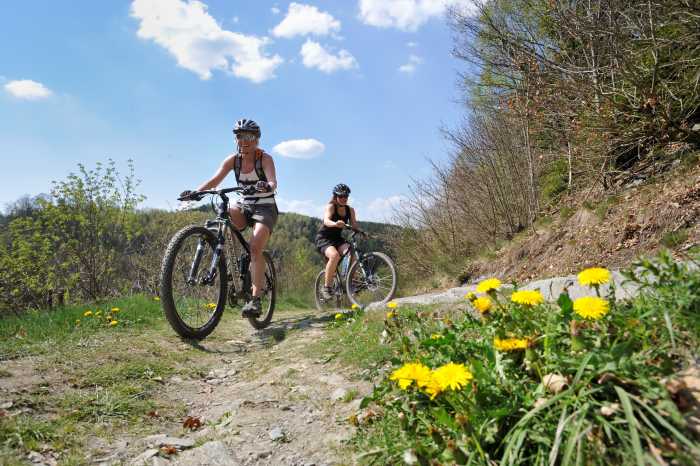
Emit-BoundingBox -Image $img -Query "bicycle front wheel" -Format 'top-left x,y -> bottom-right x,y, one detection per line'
160,225 -> 226,340
346,252 -> 397,308
247,251 -> 276,330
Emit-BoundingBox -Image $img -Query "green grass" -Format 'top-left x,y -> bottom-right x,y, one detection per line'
0,294 -> 164,360
340,253 -> 700,465
661,228 -> 689,248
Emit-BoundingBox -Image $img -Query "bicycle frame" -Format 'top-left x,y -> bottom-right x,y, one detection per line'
187,190 -> 250,287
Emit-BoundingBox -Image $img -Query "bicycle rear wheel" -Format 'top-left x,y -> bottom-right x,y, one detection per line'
346,252 -> 397,308
314,270 -> 342,312
247,251 -> 276,329
160,225 -> 226,340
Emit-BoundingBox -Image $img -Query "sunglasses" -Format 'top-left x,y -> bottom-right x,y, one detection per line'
235,133 -> 258,142
336,194 -> 349,199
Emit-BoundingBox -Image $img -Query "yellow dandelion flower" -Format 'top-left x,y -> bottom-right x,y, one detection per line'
432,363 -> 473,391
465,292 -> 477,301
335,313 -> 344,320
430,334 -> 443,340
494,337 -> 529,352
389,362 -> 432,390
109,320 -> 118,326
472,296 -> 493,313
206,302 -> 217,310
573,296 -> 609,320
386,311 -> 395,319
351,303 -> 359,310
154,296 -> 160,301
421,375 -> 443,400
386,301 -> 398,309
83,310 -> 93,317
578,267 -> 611,286
476,278 -> 502,293
111,307 -> 120,313
511,290 -> 544,306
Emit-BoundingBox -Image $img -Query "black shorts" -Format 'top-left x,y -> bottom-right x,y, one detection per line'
315,235 -> 348,256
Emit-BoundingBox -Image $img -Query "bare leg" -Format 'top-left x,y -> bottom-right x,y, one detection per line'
324,246 -> 341,287
249,222 -> 271,297
228,207 -> 247,231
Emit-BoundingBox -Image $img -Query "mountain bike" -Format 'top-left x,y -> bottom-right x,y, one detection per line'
159,187 -> 276,339
314,226 -> 397,311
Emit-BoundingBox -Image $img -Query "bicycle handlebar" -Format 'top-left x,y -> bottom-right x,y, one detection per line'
178,187 -> 251,201
344,225 -> 369,239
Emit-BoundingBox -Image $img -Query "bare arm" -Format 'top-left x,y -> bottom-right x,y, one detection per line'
350,207 -> 359,229
261,153 -> 277,191
196,155 -> 235,191
323,204 -> 342,228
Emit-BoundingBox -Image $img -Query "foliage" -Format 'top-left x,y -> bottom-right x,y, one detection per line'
349,254 -> 700,464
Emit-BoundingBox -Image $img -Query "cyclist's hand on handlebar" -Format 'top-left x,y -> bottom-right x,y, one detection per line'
242,185 -> 258,196
179,190 -> 203,201
255,180 -> 271,192
335,220 -> 346,228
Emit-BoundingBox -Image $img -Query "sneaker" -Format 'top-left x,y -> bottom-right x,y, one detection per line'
320,286 -> 334,301
241,297 -> 262,318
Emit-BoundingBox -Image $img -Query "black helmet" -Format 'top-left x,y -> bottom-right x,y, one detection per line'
333,183 -> 351,197
233,118 -> 261,137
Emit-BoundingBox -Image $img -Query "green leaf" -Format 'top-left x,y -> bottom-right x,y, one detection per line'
615,386 -> 644,466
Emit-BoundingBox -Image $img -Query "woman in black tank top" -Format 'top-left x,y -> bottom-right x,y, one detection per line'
315,183 -> 358,299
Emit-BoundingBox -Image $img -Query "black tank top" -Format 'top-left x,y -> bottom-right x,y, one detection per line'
318,204 -> 351,240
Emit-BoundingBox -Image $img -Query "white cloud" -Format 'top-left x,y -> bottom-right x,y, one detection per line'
271,6 -> 281,15
398,54 -> 423,73
4,80 -> 52,100
358,0 -> 477,31
300,39 -> 358,73
272,3 -> 341,38
362,195 -> 406,223
407,41 -> 418,47
276,197 -> 325,217
272,138 -> 326,159
130,0 -> 283,83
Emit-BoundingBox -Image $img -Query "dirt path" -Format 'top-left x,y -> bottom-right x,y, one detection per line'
147,311 -> 372,466
0,308 -> 372,466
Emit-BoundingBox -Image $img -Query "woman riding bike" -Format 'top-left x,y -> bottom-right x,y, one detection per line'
315,183 -> 360,300
181,118 -> 278,318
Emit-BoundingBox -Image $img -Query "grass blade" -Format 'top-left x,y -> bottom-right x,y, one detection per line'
615,386 -> 644,466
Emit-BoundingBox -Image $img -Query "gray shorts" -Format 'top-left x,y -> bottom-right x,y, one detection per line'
233,201 -> 278,233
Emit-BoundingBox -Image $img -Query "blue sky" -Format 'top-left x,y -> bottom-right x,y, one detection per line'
1,0 -> 473,222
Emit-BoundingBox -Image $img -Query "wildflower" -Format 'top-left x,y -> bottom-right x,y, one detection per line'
573,296 -> 609,320
432,363 -> 473,391
472,296 -> 493,313
351,303 -> 359,310
206,302 -> 217,310
476,278 -> 502,294
430,334 -> 443,340
511,290 -> 544,306
386,301 -> 398,309
421,375 -> 443,400
578,267 -> 611,286
389,362 -> 432,390
154,296 -> 160,301
493,337 -> 529,352
335,313 -> 344,320
83,310 -> 93,317
386,311 -> 395,319
465,292 -> 476,301
109,320 -> 118,326
111,307 -> 120,313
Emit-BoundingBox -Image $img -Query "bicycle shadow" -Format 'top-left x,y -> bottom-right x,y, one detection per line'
250,311 -> 337,345
179,310 -> 343,354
